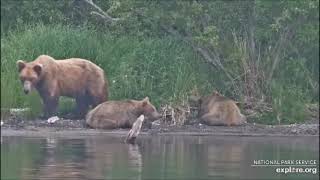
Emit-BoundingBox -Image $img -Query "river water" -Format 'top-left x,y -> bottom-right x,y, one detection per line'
1,135 -> 319,180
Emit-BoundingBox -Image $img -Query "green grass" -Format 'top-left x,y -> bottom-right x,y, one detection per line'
1,24 -> 317,124
1,24 -> 215,120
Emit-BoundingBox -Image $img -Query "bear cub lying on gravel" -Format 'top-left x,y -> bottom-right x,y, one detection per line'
86,97 -> 161,129
194,91 -> 246,126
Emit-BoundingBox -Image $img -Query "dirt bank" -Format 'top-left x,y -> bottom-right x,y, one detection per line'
1,117 -> 319,137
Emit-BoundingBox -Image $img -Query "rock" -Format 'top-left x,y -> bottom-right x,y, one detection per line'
291,128 -> 298,134
47,116 -> 60,124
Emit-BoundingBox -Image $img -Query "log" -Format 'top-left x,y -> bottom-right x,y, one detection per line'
125,115 -> 145,144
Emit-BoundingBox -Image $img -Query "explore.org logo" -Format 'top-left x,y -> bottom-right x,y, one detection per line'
251,160 -> 318,175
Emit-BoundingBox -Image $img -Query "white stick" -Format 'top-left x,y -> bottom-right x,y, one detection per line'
125,115 -> 145,144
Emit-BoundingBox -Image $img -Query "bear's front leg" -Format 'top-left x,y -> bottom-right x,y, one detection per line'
42,97 -> 59,119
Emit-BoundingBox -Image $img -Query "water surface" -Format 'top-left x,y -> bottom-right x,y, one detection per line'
1,135 -> 319,180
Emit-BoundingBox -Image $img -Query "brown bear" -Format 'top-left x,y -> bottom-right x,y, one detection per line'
197,91 -> 246,126
86,97 -> 161,129
17,55 -> 108,118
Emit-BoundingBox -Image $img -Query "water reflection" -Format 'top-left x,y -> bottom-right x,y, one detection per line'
1,135 -> 319,180
26,138 -> 87,179
128,144 -> 143,180
84,137 -> 143,179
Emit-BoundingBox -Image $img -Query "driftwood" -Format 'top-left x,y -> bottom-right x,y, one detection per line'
125,115 -> 145,144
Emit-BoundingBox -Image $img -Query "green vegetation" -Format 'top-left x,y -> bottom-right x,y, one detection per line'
1,24 -> 215,119
1,0 -> 319,124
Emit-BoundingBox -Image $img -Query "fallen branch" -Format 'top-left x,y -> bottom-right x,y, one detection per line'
195,47 -> 234,82
83,0 -> 121,22
160,25 -> 235,82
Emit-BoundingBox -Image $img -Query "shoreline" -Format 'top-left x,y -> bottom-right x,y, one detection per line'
1,118 -> 319,137
1,129 -> 319,138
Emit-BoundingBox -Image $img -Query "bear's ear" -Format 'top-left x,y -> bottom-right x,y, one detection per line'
212,90 -> 220,96
17,60 -> 26,72
33,64 -> 43,76
142,97 -> 149,106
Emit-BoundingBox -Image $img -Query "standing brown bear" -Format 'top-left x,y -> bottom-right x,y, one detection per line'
197,91 -> 246,126
86,97 -> 162,129
17,55 -> 108,118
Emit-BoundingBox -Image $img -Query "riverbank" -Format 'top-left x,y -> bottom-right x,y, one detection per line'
1,118 -> 319,137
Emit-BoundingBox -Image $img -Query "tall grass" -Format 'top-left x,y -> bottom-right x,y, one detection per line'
219,33 -> 317,124
1,24 -> 317,124
1,24 -> 215,119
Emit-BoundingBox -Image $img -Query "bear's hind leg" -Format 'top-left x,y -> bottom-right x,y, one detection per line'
73,97 -> 90,119
91,95 -> 105,108
87,86 -> 107,108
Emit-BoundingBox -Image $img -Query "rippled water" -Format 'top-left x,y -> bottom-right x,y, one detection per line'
1,135 -> 319,180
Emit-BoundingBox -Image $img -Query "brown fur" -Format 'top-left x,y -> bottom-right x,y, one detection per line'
86,97 -> 161,129
17,55 -> 108,118
198,91 -> 246,126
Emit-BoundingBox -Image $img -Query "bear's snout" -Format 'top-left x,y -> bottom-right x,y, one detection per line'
151,111 -> 162,121
23,81 -> 32,94
24,89 -> 29,94
155,112 -> 162,119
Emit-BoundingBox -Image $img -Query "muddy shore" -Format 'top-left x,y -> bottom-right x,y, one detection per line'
1,117 -> 319,137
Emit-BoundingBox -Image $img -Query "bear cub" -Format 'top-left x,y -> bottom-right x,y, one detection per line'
197,91 -> 246,126
86,97 -> 161,129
